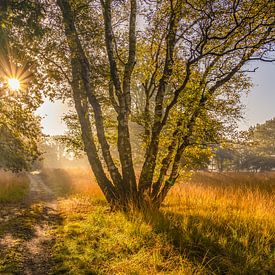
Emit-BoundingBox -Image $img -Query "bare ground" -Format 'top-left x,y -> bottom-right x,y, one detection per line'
0,172 -> 62,275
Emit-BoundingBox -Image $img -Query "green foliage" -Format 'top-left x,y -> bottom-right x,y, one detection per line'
0,98 -> 42,172
183,146 -> 212,170
0,2 -> 43,172
133,35 -> 250,175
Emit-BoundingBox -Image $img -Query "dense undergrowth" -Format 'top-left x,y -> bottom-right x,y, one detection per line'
41,169 -> 275,274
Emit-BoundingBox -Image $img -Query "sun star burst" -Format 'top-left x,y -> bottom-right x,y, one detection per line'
8,78 -> 21,91
0,55 -> 33,94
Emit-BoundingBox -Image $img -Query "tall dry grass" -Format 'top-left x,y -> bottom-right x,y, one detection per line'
157,172 -> 275,273
166,172 -> 274,218
0,170 -> 29,203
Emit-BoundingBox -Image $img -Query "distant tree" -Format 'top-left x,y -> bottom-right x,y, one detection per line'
239,154 -> 275,172
5,0 -> 275,209
214,148 -> 236,172
248,118 -> 275,156
238,118 -> 275,171
214,118 -> 275,172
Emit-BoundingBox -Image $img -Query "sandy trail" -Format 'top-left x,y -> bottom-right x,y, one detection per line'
0,172 -> 61,275
28,172 -> 56,202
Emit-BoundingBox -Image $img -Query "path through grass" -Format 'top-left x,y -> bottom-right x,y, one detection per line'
0,172 -> 62,274
0,169 -> 274,274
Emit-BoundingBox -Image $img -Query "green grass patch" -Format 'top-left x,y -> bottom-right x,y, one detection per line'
51,196 -> 190,274
0,242 -> 24,274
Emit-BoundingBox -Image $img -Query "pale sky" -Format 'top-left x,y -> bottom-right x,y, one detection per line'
36,99 -> 69,136
240,62 -> 275,129
36,62 -> 275,135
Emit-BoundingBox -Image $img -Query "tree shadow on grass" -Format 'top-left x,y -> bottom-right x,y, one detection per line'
0,203 -> 62,241
142,209 -> 273,274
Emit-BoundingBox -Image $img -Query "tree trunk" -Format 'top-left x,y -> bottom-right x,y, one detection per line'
139,5 -> 180,196
101,0 -> 138,205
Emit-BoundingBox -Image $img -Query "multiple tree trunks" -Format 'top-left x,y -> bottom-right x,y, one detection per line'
57,0 -> 158,209
55,0 -> 274,210
57,0 -> 137,208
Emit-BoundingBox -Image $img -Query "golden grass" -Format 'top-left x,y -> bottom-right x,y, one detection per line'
41,168 -> 275,274
0,170 -> 29,203
166,172 -> 275,219
159,172 -> 275,273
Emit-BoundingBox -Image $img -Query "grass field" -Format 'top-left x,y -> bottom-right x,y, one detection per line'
160,172 -> 275,273
40,169 -> 275,274
0,171 -> 29,203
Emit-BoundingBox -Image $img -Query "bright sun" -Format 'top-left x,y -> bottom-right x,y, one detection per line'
8,78 -> 21,91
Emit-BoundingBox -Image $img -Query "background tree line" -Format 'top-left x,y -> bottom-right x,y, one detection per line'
212,118 -> 275,172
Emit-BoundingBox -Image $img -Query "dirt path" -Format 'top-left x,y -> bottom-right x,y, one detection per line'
0,172 -> 62,275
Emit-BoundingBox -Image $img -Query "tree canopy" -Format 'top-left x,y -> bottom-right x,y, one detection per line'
0,97 -> 42,172
240,118 -> 275,171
